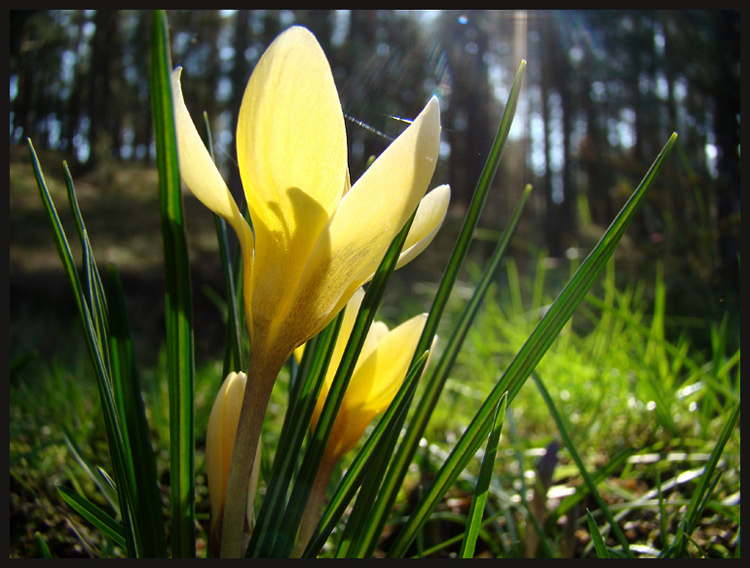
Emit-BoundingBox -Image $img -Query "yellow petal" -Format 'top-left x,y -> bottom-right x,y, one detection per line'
293,97 -> 441,335
349,183 -> 451,288
235,27 -> 350,344
395,184 -> 451,270
235,26 -> 348,240
324,313 -> 428,463
206,372 -> 247,526
205,371 -> 262,544
170,68 -> 253,253
348,313 -> 427,415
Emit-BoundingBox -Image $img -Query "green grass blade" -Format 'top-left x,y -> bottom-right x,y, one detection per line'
662,401 -> 740,557
62,162 -> 110,367
385,389 -> 507,557
149,9 -> 196,557
106,265 -> 168,556
247,312 -> 344,557
459,393 -> 507,558
351,62 -> 527,557
270,207 -> 419,557
586,509 -> 611,558
62,426 -> 119,514
28,139 -> 138,556
58,485 -> 127,549
551,447 -> 634,523
202,111 -> 245,375
532,372 -> 632,556
34,532 -> 53,558
302,352 -> 428,558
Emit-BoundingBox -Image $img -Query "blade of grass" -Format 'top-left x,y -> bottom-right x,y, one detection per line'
301,352 -> 429,558
662,400 -> 739,557
532,371 -> 632,556
385,385 -> 509,557
106,266 -> 168,556
459,393 -> 507,558
150,9 -> 196,557
270,206 -> 420,557
386,132 -> 677,557
586,509 -> 611,558
34,533 -> 53,558
62,163 -> 110,368
202,111 -> 244,375
28,140 -> 138,556
62,426 -> 120,514
550,446 -> 634,524
348,61 -> 527,557
57,485 -> 127,549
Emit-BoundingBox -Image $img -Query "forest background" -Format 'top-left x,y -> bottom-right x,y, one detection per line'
10,10 -> 740,360
9,9 -> 740,558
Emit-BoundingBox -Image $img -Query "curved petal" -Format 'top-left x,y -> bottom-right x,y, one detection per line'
349,313 -> 427,414
324,313 -> 428,462
206,372 -> 247,527
236,27 -> 350,345
351,184 -> 451,288
292,97 -> 441,336
171,68 -> 253,253
236,26 -> 348,240
395,184 -> 451,270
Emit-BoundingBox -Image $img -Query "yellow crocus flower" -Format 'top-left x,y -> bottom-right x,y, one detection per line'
204,372 -> 261,557
292,287 -> 434,556
171,25 -> 449,556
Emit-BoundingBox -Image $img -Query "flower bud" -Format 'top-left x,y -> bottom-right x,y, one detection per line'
205,371 -> 260,556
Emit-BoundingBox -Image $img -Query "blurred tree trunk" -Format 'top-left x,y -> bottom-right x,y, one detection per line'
10,11 -> 36,145
87,10 -> 118,170
441,10 -> 492,210
540,16 -> 562,257
709,12 -> 740,292
62,11 -> 87,161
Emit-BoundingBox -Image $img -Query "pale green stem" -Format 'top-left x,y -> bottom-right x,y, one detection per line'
291,453 -> 337,558
219,354 -> 281,558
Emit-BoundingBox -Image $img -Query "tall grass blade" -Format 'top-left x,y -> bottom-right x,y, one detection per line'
62,426 -> 120,515
149,9 -> 196,557
28,140 -> 138,556
34,533 -> 53,558
532,372 -> 632,556
459,393 -> 507,558
57,485 -> 127,549
270,207 -> 419,557
586,509 -> 611,558
385,390 -> 507,557
61,163 -> 110,367
302,352 -> 429,558
106,266 -> 168,556
347,63 -> 528,557
662,401 -> 739,557
202,111 -> 245,375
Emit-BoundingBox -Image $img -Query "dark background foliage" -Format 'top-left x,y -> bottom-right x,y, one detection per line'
10,10 -> 740,353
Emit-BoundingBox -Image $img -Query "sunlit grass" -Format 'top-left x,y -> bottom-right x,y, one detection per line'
11,245 -> 738,557
11,12 -> 737,558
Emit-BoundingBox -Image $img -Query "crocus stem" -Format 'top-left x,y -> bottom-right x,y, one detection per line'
291,454 -> 337,558
219,357 -> 279,558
